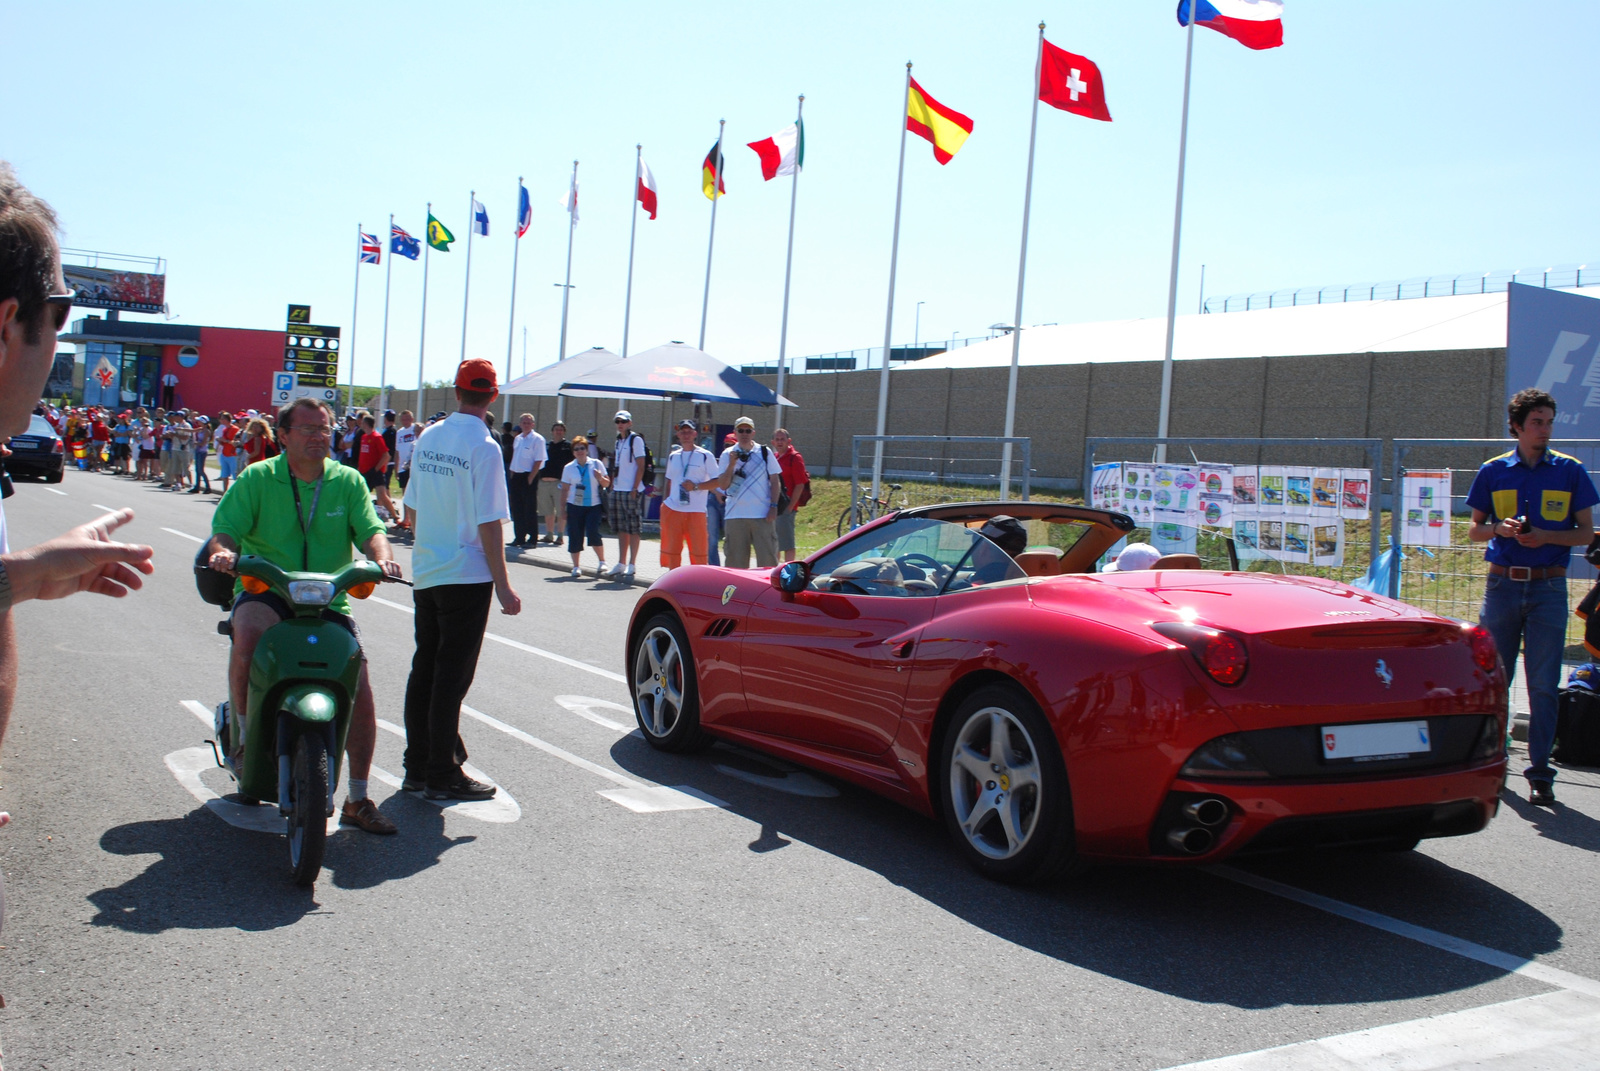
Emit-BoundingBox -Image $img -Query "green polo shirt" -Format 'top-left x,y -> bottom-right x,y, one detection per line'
212,454 -> 386,613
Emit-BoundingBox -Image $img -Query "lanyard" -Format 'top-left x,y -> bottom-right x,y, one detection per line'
288,470 -> 325,571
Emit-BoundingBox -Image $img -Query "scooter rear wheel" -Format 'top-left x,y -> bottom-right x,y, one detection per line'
287,729 -> 329,887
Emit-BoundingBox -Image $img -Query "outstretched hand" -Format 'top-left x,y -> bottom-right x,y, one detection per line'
7,508 -> 155,603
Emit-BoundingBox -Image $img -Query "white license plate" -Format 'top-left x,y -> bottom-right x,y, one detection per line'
1321,720 -> 1430,761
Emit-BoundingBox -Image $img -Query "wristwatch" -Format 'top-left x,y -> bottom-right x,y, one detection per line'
0,559 -> 12,612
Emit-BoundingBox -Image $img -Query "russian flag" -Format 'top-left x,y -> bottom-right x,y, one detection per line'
1177,0 -> 1283,50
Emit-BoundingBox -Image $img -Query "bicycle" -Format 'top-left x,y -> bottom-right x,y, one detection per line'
837,483 -> 906,537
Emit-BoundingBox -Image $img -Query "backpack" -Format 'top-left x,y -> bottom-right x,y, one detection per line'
1555,684 -> 1600,766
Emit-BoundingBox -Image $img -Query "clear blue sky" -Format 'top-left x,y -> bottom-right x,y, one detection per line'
6,1 -> 1597,389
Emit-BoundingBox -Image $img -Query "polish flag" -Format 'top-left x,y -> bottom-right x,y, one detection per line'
747,121 -> 803,181
637,156 -> 658,219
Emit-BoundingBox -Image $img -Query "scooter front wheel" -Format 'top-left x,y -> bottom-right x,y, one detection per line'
287,729 -> 329,887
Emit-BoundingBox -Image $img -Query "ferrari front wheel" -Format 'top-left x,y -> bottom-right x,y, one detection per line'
630,613 -> 709,752
940,684 -> 1078,884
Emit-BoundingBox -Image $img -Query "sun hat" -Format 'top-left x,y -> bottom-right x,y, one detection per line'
1103,542 -> 1163,572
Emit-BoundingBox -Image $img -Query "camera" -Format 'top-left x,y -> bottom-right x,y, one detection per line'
736,449 -> 751,461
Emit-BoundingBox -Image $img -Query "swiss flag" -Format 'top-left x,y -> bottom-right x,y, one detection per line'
1038,39 -> 1111,122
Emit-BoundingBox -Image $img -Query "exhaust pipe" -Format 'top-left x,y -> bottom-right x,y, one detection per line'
1183,797 -> 1231,827
1166,826 -> 1214,855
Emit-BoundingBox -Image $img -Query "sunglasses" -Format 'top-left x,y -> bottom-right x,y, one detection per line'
46,290 -> 75,332
574,444 -> 590,449
614,419 -> 630,424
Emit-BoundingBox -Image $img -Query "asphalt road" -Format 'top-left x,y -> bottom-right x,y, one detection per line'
2,469 -> 1599,1070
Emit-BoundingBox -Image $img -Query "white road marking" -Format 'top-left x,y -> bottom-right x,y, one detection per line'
91,503 -> 125,513
367,593 -> 627,683
1158,989 -> 1600,1070
44,487 -> 67,496
370,718 -> 520,823
163,527 -> 205,543
555,694 -> 635,732
1212,865 -> 1600,999
164,747 -> 338,835
460,704 -> 724,813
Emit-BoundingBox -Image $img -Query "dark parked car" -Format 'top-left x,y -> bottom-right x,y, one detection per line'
5,413 -> 65,483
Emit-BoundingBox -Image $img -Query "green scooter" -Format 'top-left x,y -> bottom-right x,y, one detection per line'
206,555 -> 385,886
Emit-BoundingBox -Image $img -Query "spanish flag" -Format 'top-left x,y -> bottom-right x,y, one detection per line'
906,76 -> 973,165
702,140 -> 726,200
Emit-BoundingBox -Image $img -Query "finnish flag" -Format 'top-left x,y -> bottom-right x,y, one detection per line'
472,197 -> 489,237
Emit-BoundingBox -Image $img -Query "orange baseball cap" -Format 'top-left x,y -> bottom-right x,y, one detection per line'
455,358 -> 499,393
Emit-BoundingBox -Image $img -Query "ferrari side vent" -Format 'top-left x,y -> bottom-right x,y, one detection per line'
704,617 -> 739,638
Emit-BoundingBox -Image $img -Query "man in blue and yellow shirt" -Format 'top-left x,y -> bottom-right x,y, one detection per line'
1467,388 -> 1598,807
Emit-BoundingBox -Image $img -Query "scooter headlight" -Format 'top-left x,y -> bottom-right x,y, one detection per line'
287,580 -> 336,606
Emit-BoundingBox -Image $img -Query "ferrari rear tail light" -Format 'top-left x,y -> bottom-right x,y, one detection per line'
1470,713 -> 1507,762
1152,621 -> 1249,686
1467,625 -> 1501,674
1180,734 -> 1268,780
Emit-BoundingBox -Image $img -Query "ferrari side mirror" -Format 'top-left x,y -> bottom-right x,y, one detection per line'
773,561 -> 810,594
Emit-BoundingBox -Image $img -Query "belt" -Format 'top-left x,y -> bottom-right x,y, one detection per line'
1488,564 -> 1566,581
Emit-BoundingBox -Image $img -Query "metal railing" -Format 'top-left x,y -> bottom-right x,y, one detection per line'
1205,264 -> 1598,314
846,435 -> 1032,532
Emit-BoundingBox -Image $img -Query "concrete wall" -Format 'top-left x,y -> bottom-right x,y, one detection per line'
384,346 -> 1509,486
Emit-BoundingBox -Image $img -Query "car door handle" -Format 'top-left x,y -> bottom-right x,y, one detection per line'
889,639 -> 915,659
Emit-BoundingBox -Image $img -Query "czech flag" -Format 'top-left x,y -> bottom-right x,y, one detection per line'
1177,0 -> 1283,51
637,156 -> 658,219
516,181 -> 532,238
702,140 -> 726,200
906,77 -> 973,165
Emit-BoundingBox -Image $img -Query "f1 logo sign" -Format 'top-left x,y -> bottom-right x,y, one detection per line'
1535,330 -> 1592,394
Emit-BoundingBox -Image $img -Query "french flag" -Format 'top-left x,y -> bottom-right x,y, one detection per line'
1177,0 -> 1283,50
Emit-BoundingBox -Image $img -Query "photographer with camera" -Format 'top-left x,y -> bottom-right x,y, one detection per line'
713,416 -> 783,569
1467,387 -> 1597,808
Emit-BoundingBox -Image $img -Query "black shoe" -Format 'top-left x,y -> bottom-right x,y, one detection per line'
424,775 -> 497,801
1530,782 -> 1556,807
401,776 -> 426,792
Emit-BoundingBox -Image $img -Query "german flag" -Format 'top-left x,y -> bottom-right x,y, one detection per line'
906,76 -> 973,165
702,139 -> 727,200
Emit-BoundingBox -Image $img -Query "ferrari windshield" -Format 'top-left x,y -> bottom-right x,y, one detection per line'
807,517 -> 1026,597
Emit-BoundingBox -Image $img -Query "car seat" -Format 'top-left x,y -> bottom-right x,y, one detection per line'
1015,547 -> 1064,577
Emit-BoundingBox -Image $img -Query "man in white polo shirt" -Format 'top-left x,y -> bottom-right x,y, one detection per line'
714,415 -> 783,568
401,358 -> 521,801
660,418 -> 717,568
507,412 -> 547,547
607,410 -> 648,577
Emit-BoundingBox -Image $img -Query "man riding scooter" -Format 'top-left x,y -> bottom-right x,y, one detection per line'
203,397 -> 403,835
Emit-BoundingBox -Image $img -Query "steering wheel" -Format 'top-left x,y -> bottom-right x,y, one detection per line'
897,552 -> 949,579
826,577 -> 872,595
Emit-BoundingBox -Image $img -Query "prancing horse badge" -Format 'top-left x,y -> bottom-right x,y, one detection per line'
722,584 -> 737,606
1374,659 -> 1393,688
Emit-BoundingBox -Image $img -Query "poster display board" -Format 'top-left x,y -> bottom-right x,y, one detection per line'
1401,470 -> 1453,547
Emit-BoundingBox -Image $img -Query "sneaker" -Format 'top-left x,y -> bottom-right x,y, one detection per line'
595,562 -> 609,577
340,797 -> 398,834
401,775 -> 426,792
571,567 -> 582,578
607,561 -> 625,577
623,563 -> 636,577
1530,782 -> 1556,807
424,775 -> 497,801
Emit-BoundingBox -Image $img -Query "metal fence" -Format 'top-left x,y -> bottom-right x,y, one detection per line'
1085,437 -> 1387,584
1205,264 -> 1598,314
844,435 -> 1031,534
1390,439 -> 1600,656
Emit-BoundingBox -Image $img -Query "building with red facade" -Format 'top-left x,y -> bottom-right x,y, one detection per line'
59,315 -> 289,415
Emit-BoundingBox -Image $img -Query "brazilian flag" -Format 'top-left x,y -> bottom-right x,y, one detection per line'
427,213 -> 455,251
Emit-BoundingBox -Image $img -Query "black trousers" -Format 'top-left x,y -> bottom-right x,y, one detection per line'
508,471 -> 539,543
403,582 -> 493,784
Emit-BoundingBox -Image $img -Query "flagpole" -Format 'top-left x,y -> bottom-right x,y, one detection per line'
379,213 -> 394,406
347,222 -> 361,411
698,120 -> 725,351
622,145 -> 642,360
556,160 -> 578,423
504,177 -> 523,422
418,201 -> 431,395
773,96 -> 805,436
872,64 -> 913,501
999,25 -> 1046,501
460,189 -> 476,365
1156,6 -> 1198,465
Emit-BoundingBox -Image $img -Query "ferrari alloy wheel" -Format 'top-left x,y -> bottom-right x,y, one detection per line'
630,613 -> 709,752
940,684 -> 1077,884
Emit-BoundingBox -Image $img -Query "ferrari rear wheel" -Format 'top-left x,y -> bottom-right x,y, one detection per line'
630,613 -> 709,753
940,684 -> 1077,884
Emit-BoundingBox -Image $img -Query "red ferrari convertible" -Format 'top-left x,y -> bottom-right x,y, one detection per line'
625,503 -> 1507,883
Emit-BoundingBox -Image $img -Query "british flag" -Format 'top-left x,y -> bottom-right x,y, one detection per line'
359,230 -> 381,264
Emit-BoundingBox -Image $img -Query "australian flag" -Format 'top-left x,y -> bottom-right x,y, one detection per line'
391,223 -> 421,260
359,230 -> 381,264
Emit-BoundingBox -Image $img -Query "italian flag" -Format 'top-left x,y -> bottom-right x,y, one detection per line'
747,120 -> 804,181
